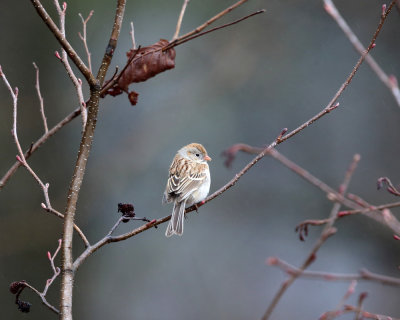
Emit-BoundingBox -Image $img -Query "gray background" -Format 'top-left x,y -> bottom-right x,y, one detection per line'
1,0 -> 400,319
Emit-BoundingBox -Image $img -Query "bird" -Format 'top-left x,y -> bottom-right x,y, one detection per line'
163,143 -> 211,237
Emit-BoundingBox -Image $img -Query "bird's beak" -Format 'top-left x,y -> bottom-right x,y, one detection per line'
204,155 -> 212,161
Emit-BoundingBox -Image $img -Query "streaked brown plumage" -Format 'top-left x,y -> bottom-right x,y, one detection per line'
163,143 -> 211,237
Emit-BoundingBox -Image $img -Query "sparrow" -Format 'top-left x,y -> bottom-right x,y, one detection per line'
163,143 -> 211,237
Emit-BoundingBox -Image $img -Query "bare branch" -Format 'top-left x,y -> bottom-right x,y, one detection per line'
54,0 -> 88,129
0,67 -> 89,247
30,0 -> 96,86
11,240 -> 63,314
0,107 -> 80,189
338,201 -> 400,217
267,257 -> 400,287
262,154 -> 360,320
172,0 -> 190,41
32,62 -> 48,133
222,145 -> 400,235
377,176 -> 400,196
177,0 -> 250,42
60,0 -> 126,318
324,0 -> 400,107
130,21 -> 136,49
78,10 -> 94,73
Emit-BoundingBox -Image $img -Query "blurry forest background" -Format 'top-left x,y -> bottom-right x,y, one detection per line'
1,0 -> 400,319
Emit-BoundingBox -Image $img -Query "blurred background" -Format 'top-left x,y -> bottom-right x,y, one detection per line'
1,0 -> 400,319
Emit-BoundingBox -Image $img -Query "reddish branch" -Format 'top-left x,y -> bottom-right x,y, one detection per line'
377,176 -> 400,196
0,66 -> 89,247
30,0 -> 96,86
32,62 -> 48,133
262,154 -> 360,320
267,257 -> 400,286
222,145 -> 400,236
9,239 -> 63,314
324,0 -> 400,107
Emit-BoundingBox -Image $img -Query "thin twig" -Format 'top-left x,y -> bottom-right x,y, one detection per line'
324,0 -> 400,107
32,63 -> 48,133
54,0 -> 88,129
262,154 -> 360,320
78,10 -> 94,73
0,66 -> 89,248
172,0 -> 190,41
322,304 -> 400,320
267,257 -> 400,286
377,176 -> 400,196
17,239 -> 63,314
165,9 -> 266,50
23,283 -> 59,314
338,201 -> 400,217
0,107 -> 80,190
129,21 -> 136,49
177,0 -> 249,42
30,0 -> 96,86
222,144 -> 400,235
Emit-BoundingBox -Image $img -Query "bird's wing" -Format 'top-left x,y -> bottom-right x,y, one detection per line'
165,164 -> 207,203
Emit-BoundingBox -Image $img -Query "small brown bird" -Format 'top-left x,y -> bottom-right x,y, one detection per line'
163,143 -> 211,237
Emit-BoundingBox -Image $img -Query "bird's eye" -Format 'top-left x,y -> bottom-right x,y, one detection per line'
195,153 -> 200,157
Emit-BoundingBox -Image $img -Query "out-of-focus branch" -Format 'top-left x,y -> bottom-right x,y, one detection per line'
32,63 -> 48,133
262,154 -> 360,320
267,257 -> 400,286
377,176 -> 400,196
324,0 -> 400,107
222,145 -> 400,235
322,304 -> 400,320
338,201 -> 400,217
172,0 -> 189,41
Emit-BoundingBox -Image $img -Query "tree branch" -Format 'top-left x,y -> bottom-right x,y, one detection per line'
324,0 -> 400,107
0,66 -> 89,248
267,257 -> 400,287
30,0 -> 96,86
262,154 -> 360,320
60,0 -> 126,318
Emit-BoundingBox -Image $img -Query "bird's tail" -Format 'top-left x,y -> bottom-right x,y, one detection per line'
165,200 -> 186,237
